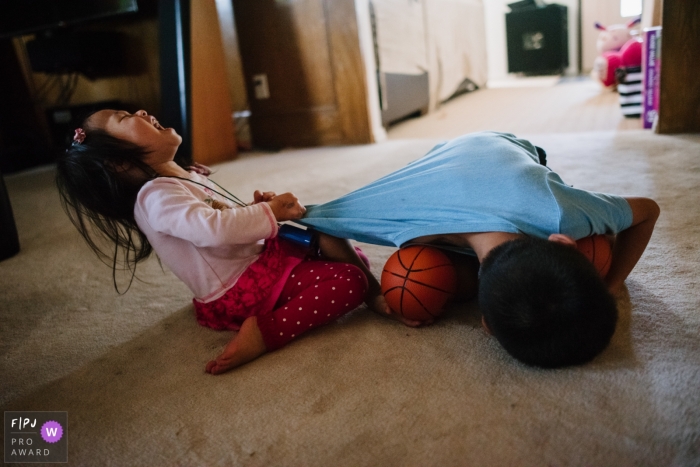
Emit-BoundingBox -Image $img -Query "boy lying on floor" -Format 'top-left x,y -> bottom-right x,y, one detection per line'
299,132 -> 659,368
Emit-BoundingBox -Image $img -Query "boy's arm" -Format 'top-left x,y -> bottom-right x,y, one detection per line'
605,197 -> 660,295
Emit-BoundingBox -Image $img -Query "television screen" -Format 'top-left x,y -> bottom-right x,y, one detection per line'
0,0 -> 138,39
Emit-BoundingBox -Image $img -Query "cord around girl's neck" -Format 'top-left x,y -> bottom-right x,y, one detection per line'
151,161 -> 192,178
163,174 -> 247,208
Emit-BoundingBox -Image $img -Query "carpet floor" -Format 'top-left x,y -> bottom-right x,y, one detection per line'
1,80 -> 699,466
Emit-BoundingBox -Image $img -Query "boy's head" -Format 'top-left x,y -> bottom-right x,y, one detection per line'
478,236 -> 618,369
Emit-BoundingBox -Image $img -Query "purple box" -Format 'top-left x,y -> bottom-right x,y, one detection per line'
642,27 -> 662,129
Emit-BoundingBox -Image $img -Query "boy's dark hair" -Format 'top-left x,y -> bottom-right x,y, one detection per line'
478,236 -> 618,368
55,120 -> 157,292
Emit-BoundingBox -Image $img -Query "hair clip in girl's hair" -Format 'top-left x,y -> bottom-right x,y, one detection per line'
73,128 -> 86,144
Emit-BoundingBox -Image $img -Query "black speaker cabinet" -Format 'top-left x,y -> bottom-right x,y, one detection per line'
26,31 -> 128,79
506,4 -> 568,75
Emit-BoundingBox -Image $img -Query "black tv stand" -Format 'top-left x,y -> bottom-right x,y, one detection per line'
158,0 -> 192,166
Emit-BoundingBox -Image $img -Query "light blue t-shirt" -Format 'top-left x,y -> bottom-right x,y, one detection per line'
299,132 -> 633,248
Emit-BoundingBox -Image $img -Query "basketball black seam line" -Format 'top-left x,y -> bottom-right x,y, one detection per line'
400,246 -> 451,316
381,270 -> 456,294
398,246 -> 427,314
404,263 -> 453,272
396,246 -> 426,272
381,264 -> 453,276
384,285 -> 437,318
401,287 -> 439,318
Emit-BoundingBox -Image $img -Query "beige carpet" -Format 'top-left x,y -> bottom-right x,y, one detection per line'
388,77 -> 643,139
2,81 -> 700,466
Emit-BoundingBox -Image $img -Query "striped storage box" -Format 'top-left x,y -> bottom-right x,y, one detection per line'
615,66 -> 643,118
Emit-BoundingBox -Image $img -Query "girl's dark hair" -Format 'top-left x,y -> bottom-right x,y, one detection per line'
478,236 -> 618,369
55,121 -> 158,293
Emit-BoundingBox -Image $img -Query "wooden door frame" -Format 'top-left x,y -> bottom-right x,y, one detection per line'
657,0 -> 700,134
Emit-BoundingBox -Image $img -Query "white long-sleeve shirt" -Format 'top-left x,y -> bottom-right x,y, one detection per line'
134,173 -> 278,302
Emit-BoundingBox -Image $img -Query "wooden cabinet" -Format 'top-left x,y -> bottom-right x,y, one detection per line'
189,0 -> 237,165
233,0 -> 372,148
160,0 -> 238,165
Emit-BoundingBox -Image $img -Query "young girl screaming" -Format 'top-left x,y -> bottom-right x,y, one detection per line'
55,109 -> 384,375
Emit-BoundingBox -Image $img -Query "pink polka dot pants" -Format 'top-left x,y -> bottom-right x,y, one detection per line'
256,261 -> 368,351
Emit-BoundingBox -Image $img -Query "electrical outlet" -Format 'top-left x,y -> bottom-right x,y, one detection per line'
252,74 -> 270,99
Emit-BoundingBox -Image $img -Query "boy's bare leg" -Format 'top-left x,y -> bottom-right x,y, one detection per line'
316,233 -> 426,327
205,316 -> 267,375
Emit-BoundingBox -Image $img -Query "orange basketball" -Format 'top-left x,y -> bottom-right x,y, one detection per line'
576,234 -> 612,278
381,246 -> 458,321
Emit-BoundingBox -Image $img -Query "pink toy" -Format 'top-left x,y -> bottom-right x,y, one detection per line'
594,17 -> 641,54
592,16 -> 642,86
594,38 -> 643,87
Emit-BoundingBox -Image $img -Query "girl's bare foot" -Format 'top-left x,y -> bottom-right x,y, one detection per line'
367,289 -> 390,315
205,316 -> 267,375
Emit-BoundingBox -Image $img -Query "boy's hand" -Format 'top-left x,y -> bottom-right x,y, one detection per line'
369,293 -> 433,327
267,192 -> 306,221
395,314 -> 434,327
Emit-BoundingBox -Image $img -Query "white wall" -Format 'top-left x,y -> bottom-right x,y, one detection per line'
355,0 -> 388,142
484,0 -> 580,82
